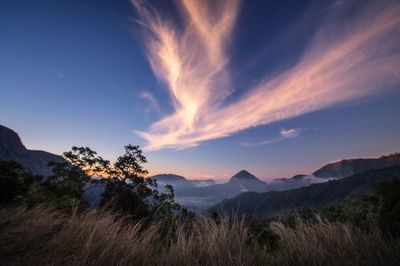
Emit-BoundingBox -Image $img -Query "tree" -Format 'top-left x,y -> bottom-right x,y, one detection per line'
0,145 -> 181,220
46,146 -> 110,209
100,145 -> 180,220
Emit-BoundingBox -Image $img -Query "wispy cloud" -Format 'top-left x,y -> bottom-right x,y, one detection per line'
241,128 -> 302,147
139,90 -> 160,113
132,0 -> 400,151
280,128 -> 301,138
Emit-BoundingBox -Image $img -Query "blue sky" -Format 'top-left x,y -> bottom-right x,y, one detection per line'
1,0 -> 399,180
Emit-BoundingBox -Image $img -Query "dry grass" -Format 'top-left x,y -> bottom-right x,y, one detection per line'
270,222 -> 400,266
0,206 -> 399,266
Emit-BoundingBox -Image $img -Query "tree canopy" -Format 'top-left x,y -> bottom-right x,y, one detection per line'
0,145 -> 181,221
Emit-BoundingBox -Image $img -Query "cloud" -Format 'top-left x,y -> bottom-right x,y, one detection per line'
139,90 -> 160,113
280,128 -> 301,138
132,0 -> 400,151
241,128 -> 302,147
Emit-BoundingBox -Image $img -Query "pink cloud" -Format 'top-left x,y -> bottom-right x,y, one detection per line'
132,0 -> 400,150
280,128 -> 301,138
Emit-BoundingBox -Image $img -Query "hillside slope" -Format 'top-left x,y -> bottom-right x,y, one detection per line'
0,124 -> 65,176
313,154 -> 400,178
211,166 -> 400,218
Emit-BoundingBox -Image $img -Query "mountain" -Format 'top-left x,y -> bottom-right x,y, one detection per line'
211,166 -> 400,219
152,174 -> 187,183
149,170 -> 317,209
174,170 -> 265,208
313,154 -> 400,178
170,168 -> 333,209
229,170 -> 264,184
259,154 -> 400,193
0,124 -> 65,176
151,174 -> 216,188
291,174 -> 307,181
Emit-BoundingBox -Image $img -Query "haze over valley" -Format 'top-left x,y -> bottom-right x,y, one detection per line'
2,124 -> 399,214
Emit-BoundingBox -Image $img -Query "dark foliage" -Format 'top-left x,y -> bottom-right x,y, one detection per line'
0,160 -> 79,209
248,178 -> 400,249
377,179 -> 400,237
95,145 -> 181,220
0,145 -> 181,221
250,178 -> 400,240
0,160 -> 42,205
319,178 -> 400,237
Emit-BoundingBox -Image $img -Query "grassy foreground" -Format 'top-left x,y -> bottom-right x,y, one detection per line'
1,207 -> 399,266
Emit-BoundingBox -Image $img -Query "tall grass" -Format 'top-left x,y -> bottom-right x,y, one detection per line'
0,206 -> 399,265
270,222 -> 400,265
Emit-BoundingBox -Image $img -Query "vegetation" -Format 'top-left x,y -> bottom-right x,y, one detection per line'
319,178 -> 400,237
0,145 -> 181,221
0,160 -> 80,209
0,161 -> 38,204
1,146 -> 400,265
0,206 -> 399,266
248,178 -> 400,252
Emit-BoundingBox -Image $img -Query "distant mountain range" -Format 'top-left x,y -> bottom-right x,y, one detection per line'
0,125 -> 65,176
1,123 -> 400,213
172,170 -> 266,208
211,166 -> 400,218
167,154 -> 400,209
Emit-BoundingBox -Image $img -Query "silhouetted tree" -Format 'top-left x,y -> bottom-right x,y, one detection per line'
1,145 -> 181,219
46,146 -> 110,209
100,145 -> 180,220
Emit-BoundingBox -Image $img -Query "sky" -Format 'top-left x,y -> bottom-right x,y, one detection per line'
1,0 -> 400,181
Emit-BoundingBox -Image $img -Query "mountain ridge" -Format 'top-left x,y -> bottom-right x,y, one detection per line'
151,173 -> 187,182
0,124 -> 65,176
211,166 -> 400,218
313,154 -> 400,178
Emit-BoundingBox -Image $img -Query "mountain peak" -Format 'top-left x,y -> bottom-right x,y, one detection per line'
229,170 -> 263,183
0,124 -> 27,158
